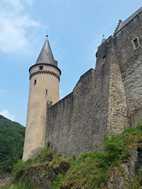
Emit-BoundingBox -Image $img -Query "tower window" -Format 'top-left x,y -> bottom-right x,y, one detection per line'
39,65 -> 43,70
45,89 -> 48,95
34,79 -> 37,85
132,37 -> 140,50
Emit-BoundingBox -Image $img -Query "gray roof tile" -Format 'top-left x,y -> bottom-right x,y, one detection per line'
36,38 -> 57,66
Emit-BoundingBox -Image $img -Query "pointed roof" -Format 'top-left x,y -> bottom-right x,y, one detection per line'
36,36 -> 57,66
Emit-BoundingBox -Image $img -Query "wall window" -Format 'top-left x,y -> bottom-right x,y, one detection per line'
39,65 -> 43,70
34,79 -> 37,85
132,37 -> 140,50
45,89 -> 48,95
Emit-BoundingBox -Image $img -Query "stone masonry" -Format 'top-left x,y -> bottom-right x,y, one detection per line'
23,7 -> 142,160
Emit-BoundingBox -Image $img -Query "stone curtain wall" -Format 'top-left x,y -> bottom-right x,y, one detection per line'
47,69 -> 98,155
113,12 -> 142,127
95,10 -> 142,133
94,37 -> 128,137
46,11 -> 142,155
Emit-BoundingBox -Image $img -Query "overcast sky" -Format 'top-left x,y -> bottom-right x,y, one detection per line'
0,0 -> 142,124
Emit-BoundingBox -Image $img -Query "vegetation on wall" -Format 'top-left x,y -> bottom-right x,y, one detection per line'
0,115 -> 25,173
2,123 -> 142,189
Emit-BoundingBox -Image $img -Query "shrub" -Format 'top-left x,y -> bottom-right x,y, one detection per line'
61,124 -> 142,189
7,124 -> 142,189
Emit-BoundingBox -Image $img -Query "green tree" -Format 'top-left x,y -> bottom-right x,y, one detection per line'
0,115 -> 25,173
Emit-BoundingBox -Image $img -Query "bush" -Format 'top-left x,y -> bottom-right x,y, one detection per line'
12,147 -> 55,179
12,160 -> 29,180
7,124 -> 142,189
61,124 -> 142,189
62,152 -> 109,189
12,147 -> 70,189
104,135 -> 129,163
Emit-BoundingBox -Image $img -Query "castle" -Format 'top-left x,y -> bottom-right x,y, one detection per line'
23,7 -> 142,161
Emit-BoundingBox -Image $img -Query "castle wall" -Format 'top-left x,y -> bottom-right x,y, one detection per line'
113,11 -> 142,126
95,10 -> 142,133
24,8 -> 142,159
96,37 -> 128,135
91,46 -> 111,144
47,14 -> 142,154
47,69 -> 100,155
47,58 -> 125,155
106,43 -> 128,133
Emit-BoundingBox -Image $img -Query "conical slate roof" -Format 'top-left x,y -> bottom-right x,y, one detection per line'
36,37 -> 57,66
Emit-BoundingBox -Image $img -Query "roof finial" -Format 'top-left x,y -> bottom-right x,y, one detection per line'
36,35 -> 57,66
45,34 -> 48,39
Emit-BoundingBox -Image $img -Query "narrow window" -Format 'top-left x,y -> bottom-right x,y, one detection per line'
39,65 -> 43,70
45,89 -> 48,95
34,79 -> 37,85
132,37 -> 140,50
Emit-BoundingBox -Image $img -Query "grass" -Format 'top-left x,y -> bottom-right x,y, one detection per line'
129,169 -> 142,189
2,124 -> 142,189
0,182 -> 34,189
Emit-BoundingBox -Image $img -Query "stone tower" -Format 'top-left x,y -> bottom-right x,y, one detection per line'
23,37 -> 61,161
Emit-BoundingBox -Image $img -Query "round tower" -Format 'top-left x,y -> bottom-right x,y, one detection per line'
23,37 -> 61,161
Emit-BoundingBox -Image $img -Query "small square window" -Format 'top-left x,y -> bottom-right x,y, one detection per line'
132,37 -> 140,50
39,66 -> 43,70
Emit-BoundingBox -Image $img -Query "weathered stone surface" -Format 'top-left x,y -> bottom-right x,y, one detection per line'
24,8 -> 142,160
47,69 -> 97,154
113,12 -> 142,126
46,9 -> 142,155
23,39 -> 61,161
107,151 -> 138,189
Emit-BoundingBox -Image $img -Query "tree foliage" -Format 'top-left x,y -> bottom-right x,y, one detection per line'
0,115 -> 25,173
